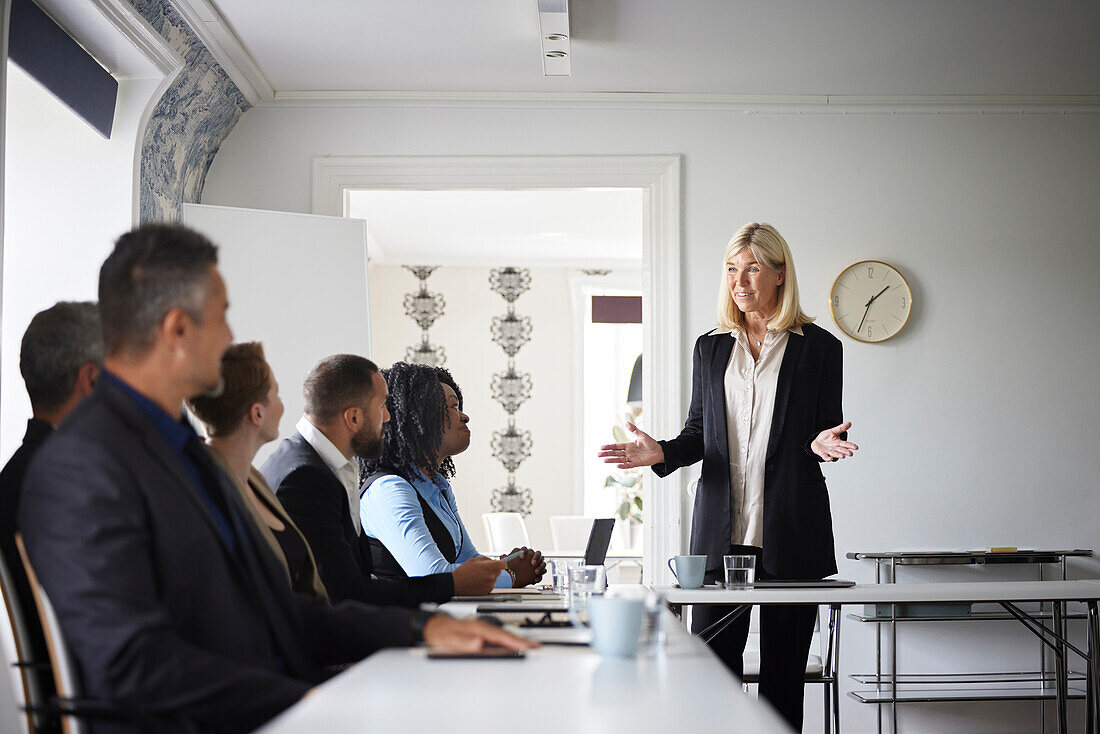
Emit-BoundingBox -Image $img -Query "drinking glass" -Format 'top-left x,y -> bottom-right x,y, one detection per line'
723,554 -> 756,589
551,559 -> 580,596
568,564 -> 607,614
641,589 -> 666,648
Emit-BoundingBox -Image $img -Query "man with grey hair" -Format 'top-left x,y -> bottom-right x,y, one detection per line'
1,300 -> 103,557
0,300 -> 102,704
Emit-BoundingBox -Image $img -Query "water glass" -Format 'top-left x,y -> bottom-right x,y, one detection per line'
723,554 -> 756,589
568,564 -> 607,613
641,589 -> 666,648
551,559 -> 580,595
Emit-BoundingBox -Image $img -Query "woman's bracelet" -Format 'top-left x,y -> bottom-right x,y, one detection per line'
505,568 -> 517,587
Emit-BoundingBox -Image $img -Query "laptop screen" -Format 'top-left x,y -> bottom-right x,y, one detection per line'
583,518 -> 617,565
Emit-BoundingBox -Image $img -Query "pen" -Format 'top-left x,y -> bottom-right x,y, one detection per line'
501,550 -> 524,562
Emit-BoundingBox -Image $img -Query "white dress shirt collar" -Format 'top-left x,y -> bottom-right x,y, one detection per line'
296,416 -> 363,535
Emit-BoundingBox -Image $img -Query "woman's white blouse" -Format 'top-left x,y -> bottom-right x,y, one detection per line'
717,325 -> 802,547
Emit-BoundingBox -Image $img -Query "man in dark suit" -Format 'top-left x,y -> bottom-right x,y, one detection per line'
0,302 -> 102,559
19,224 -> 531,733
0,301 -> 101,713
262,355 -> 503,605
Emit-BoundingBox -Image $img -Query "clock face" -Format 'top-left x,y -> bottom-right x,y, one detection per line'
830,261 -> 912,343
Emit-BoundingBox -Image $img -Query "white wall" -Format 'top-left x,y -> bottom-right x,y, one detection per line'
1,63 -> 159,462
368,263 -> 575,553
202,101 -> 1100,733
181,204 -> 371,469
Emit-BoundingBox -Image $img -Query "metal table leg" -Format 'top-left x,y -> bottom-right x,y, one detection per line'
890,558 -> 898,734
875,561 -> 883,734
832,604 -> 842,734
697,603 -> 750,643
1088,602 -> 1100,734
1054,602 -> 1068,734
1002,601 -> 1089,734
1041,563 -> 1048,734
1087,601 -> 1095,734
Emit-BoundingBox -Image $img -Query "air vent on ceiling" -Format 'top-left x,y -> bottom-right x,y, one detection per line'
536,0 -> 571,77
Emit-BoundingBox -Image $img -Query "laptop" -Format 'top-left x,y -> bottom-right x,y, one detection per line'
583,518 -> 617,565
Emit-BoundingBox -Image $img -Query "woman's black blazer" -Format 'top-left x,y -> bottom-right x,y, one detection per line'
653,322 -> 844,580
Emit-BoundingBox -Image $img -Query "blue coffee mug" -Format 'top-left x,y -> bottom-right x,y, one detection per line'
586,596 -> 644,657
667,555 -> 707,589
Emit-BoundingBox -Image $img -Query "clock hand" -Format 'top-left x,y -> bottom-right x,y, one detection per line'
857,302 -> 871,334
856,286 -> 890,335
867,285 -> 889,305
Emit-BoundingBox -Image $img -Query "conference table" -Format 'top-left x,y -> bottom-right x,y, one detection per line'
257,592 -> 793,734
659,580 -> 1100,734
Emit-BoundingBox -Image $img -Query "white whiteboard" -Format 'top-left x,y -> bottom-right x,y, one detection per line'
181,203 -> 371,466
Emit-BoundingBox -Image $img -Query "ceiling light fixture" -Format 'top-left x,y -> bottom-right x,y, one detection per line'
536,0 -> 571,77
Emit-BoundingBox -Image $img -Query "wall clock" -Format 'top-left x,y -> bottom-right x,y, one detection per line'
830,260 -> 912,343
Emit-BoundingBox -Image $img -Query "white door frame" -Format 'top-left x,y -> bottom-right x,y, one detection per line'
311,154 -> 683,584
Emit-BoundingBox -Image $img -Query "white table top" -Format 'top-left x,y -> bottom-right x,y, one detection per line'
658,580 -> 1100,606
257,610 -> 792,734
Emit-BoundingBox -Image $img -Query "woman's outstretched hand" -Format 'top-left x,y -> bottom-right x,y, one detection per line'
598,422 -> 665,469
810,421 -> 859,462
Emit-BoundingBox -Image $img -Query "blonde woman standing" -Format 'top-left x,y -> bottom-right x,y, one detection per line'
600,222 -> 858,731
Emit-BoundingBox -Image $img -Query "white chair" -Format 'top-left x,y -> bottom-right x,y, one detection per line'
481,513 -> 530,555
16,534 -> 87,734
0,550 -> 43,734
548,516 -> 595,552
16,534 -> 157,734
741,605 -> 841,734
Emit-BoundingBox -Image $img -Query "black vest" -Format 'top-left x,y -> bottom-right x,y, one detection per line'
361,472 -> 457,580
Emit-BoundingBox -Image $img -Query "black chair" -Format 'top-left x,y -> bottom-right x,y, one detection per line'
740,605 -> 842,734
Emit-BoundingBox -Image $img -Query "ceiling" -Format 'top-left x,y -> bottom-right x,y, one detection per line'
346,188 -> 643,268
184,0 -> 1100,99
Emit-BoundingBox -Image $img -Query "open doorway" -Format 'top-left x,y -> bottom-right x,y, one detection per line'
314,154 -> 682,584
346,188 -> 642,560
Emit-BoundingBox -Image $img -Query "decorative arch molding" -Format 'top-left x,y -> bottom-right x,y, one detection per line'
312,154 -> 684,583
127,0 -> 250,222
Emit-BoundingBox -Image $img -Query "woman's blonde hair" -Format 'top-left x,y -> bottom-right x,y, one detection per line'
716,222 -> 813,332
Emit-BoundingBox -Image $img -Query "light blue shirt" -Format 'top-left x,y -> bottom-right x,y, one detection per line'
361,470 -> 512,588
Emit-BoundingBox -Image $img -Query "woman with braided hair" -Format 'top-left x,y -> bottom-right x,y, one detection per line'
360,362 -> 547,588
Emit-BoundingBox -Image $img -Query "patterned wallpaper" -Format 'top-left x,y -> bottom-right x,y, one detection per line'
402,266 -> 447,366
128,0 -> 250,222
398,265 -> 538,516
487,267 -> 534,516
